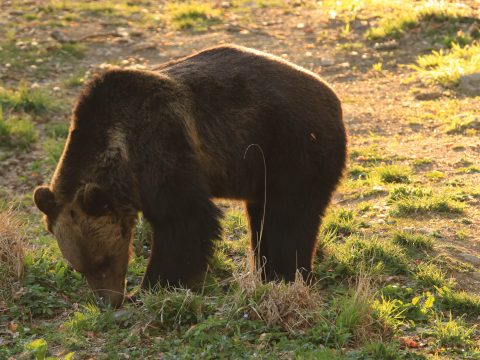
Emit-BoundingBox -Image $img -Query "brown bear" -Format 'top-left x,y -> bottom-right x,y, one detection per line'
33,45 -> 347,307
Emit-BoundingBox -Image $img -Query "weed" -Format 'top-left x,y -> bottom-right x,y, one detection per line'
64,303 -> 117,333
222,207 -> 248,241
12,249 -> 87,319
426,170 -> 446,181
371,62 -> 384,74
43,138 -> 66,167
457,165 -> 480,174
388,186 -> 431,202
349,165 -> 369,180
0,210 -> 25,301
322,209 -> 360,237
166,2 -> 222,31
415,263 -> 453,288
327,235 -> 408,276
371,295 -> 406,332
0,107 -> 38,149
374,165 -> 411,184
389,188 -> 465,216
392,231 -> 433,250
414,42 -> 480,88
366,14 -> 417,40
446,117 -> 479,135
436,286 -> 480,317
0,84 -> 53,114
430,313 -> 476,348
366,1 -> 472,41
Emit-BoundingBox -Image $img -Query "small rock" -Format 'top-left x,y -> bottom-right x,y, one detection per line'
114,309 -> 133,323
458,73 -> 480,96
51,30 -> 73,44
53,86 -> 61,92
220,1 -> 231,8
129,30 -> 144,37
10,10 -> 24,16
113,37 -> 132,45
319,58 -> 335,66
131,42 -> 156,52
414,91 -> 443,101
460,253 -> 480,267
374,40 -> 399,51
296,23 -> 305,29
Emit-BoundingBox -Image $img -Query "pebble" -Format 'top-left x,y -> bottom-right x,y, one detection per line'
319,58 -> 335,66
458,73 -> 480,96
374,40 -> 399,51
414,91 -> 443,101
459,253 -> 480,267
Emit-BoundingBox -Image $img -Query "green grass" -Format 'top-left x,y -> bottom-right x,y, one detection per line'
222,207 -> 248,241
366,14 -> 417,40
0,107 -> 38,149
414,42 -> 480,88
388,187 -> 465,216
321,209 -> 361,237
166,2 -> 222,31
43,138 -> 66,167
430,313 -> 477,348
374,165 -> 411,184
436,286 -> 480,317
327,235 -> 408,276
415,263 -> 453,288
392,195 -> 465,216
366,2 -> 473,41
446,116 -> 479,135
0,85 -> 53,115
392,231 -> 433,250
2,1 -> 480,359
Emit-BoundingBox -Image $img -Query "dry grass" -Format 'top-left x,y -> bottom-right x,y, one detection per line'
234,270 -> 323,332
0,210 -> 25,302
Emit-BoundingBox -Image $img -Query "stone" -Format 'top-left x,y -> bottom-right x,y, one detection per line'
414,91 -> 443,101
458,73 -> 480,96
374,40 -> 399,51
459,253 -> 480,267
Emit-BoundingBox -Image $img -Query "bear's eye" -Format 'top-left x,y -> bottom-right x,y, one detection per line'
70,210 -> 76,219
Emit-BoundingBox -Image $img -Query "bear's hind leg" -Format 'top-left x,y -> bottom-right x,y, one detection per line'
255,191 -> 328,283
246,201 -> 269,280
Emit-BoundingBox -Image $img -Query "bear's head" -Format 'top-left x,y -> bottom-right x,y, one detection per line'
33,183 -> 135,308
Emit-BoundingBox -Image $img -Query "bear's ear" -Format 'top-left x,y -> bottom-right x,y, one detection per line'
33,186 -> 57,216
79,183 -> 112,217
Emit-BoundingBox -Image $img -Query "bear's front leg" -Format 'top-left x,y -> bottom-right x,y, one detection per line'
141,193 -> 222,290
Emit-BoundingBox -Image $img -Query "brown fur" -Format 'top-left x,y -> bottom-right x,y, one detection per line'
33,45 -> 347,306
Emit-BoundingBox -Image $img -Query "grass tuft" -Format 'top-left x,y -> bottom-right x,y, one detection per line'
0,210 -> 25,302
237,271 -> 323,332
322,209 -> 360,237
430,313 -> 477,348
392,231 -> 433,250
415,263 -> 453,288
0,84 -> 53,114
436,286 -> 480,317
374,165 -> 411,184
0,107 -> 38,149
414,42 -> 480,88
166,2 -> 222,31
327,235 -> 408,276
